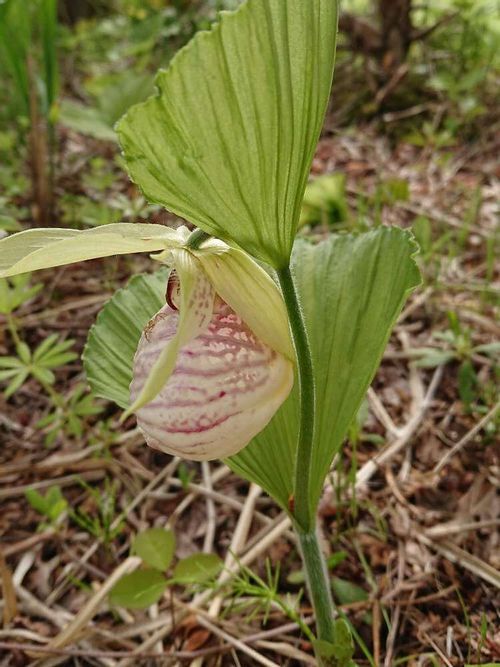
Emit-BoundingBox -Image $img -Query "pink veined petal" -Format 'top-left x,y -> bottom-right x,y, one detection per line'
131,300 -> 294,461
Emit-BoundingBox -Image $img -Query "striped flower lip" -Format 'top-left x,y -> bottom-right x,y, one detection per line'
126,239 -> 295,461
131,297 -> 293,460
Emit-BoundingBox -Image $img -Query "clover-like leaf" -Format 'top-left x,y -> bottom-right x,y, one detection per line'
109,570 -> 167,609
132,528 -> 175,572
172,553 -> 223,585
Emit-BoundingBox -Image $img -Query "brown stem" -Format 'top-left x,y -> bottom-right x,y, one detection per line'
27,53 -> 52,226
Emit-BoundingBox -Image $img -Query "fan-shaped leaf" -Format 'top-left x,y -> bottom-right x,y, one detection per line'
229,227 -> 420,513
83,268 -> 168,409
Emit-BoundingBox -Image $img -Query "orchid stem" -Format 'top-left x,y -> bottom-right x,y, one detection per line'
299,530 -> 335,644
277,265 -> 335,644
186,228 -> 210,250
277,265 -> 315,531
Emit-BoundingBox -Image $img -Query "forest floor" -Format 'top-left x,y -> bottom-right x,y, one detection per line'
0,111 -> 499,667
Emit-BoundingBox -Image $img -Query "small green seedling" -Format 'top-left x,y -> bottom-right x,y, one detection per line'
0,274 -> 42,316
37,383 -> 103,446
25,486 -> 68,528
70,478 -> 123,546
0,335 -> 77,398
176,462 -> 196,491
109,527 -> 223,610
411,311 -> 499,411
313,618 -> 356,667
229,559 -> 313,641
300,173 -> 348,228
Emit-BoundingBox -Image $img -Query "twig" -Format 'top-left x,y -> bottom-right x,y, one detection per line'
433,400 -> 500,473
206,483 -> 262,616
201,461 -> 216,554
384,541 -> 405,667
356,366 -> 443,490
255,639 -> 316,665
0,550 -> 17,624
425,518 -> 500,538
47,556 -> 142,650
196,616 -> 279,667
367,387 -> 400,438
0,471 -> 106,499
422,633 -> 454,667
168,465 -> 231,526
415,532 -> 500,589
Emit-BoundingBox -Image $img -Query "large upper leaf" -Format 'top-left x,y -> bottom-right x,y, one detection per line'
0,224 -> 179,278
84,227 -> 419,515
117,0 -> 339,268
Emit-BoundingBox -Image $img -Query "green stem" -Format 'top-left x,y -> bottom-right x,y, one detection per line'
277,265 -> 315,531
299,530 -> 335,644
186,228 -> 210,250
6,314 -> 21,347
277,266 -> 335,644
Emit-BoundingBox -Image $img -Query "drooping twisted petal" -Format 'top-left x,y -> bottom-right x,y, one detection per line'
131,300 -> 294,461
124,249 -> 215,417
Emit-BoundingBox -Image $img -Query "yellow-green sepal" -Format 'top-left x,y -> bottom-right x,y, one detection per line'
0,224 -> 182,278
195,246 -> 295,363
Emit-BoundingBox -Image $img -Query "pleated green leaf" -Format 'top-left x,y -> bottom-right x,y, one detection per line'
83,228 -> 420,514
117,0 -> 339,268
83,269 -> 168,409
229,227 -> 420,513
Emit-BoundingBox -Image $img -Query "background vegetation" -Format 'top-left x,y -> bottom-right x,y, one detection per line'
0,1 -> 498,665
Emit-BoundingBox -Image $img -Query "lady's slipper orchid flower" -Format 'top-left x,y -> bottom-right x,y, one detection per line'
128,231 -> 295,460
0,224 -> 294,461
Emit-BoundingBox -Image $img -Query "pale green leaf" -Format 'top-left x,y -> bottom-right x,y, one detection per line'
413,350 -> 456,368
109,570 -> 167,609
331,577 -> 368,605
0,369 -> 19,380
132,528 -> 175,572
117,0 -> 339,268
172,553 -> 223,585
31,367 -> 56,386
4,369 -> 29,397
32,333 -> 60,361
474,342 -> 500,356
59,99 -> 117,142
229,227 -> 420,512
16,342 -> 31,364
0,224 -> 180,278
